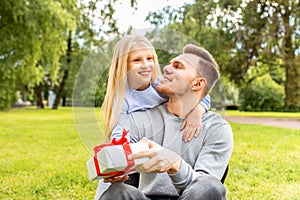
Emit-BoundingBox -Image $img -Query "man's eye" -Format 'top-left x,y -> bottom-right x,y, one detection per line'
174,64 -> 181,69
147,57 -> 153,61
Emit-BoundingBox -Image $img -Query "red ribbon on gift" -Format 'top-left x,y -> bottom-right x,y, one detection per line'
93,129 -> 135,177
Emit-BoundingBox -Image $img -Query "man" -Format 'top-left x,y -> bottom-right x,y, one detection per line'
99,44 -> 233,200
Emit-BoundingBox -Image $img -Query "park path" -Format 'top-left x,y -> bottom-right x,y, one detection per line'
225,116 -> 300,130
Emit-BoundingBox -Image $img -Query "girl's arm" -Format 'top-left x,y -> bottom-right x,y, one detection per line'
180,94 -> 211,142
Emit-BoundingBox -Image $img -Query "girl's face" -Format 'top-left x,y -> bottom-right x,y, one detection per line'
127,47 -> 155,90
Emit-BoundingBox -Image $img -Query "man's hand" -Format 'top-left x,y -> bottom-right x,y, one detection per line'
129,138 -> 182,174
103,174 -> 129,183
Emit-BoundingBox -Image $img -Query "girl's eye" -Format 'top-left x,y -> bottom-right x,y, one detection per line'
133,58 -> 140,62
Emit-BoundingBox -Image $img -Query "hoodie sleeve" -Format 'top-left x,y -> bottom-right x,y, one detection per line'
169,120 -> 233,194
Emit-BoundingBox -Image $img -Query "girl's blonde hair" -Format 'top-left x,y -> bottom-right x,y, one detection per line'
102,35 -> 161,141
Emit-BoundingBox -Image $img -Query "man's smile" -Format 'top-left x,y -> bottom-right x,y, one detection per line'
161,75 -> 172,83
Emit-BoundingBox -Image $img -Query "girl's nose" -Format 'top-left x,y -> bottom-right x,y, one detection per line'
142,59 -> 152,68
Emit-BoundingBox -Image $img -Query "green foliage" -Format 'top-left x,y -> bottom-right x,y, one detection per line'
155,49 -> 177,67
223,0 -> 300,106
239,74 -> 284,111
0,0 -> 76,109
0,66 -> 16,110
0,0 -> 135,110
222,77 -> 239,106
146,0 -> 300,109
73,47 -> 113,107
95,67 -> 109,107
1,108 -> 300,199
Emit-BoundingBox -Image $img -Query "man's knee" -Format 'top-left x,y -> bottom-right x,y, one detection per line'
202,176 -> 226,200
100,183 -> 124,200
100,182 -> 148,200
181,174 -> 227,200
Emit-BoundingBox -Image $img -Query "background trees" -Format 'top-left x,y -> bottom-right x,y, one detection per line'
0,0 -> 299,111
0,0 -> 137,110
224,0 -> 300,109
147,0 -> 299,111
0,0 -> 75,109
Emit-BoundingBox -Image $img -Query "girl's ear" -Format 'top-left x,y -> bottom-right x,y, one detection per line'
191,77 -> 207,91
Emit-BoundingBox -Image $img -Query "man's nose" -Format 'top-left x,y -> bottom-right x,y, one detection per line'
163,64 -> 172,74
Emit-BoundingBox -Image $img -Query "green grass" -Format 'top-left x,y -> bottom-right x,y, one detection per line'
1,107 -> 300,199
225,110 -> 300,119
226,123 -> 300,199
0,107 -> 98,199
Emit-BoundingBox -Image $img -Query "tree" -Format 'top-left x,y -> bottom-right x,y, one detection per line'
52,31 -> 71,109
52,0 -> 138,109
210,0 -> 300,108
0,0 -> 75,109
146,0 -> 300,109
0,0 -> 138,110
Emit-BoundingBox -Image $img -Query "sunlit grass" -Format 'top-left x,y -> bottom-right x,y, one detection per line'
0,107 -> 299,199
226,123 -> 300,200
225,110 -> 300,119
0,107 -> 98,199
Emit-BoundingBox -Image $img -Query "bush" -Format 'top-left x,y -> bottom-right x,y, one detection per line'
239,74 -> 284,111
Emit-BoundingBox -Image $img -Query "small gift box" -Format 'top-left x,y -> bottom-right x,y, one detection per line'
86,129 -> 149,181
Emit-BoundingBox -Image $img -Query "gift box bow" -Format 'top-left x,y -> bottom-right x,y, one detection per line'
92,129 -> 135,177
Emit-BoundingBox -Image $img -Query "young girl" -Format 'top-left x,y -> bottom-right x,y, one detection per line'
101,35 -> 210,143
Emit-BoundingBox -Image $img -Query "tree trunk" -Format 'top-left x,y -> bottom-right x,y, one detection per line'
62,96 -> 66,106
284,61 -> 300,108
52,69 -> 69,109
52,31 -> 72,109
35,84 -> 44,109
283,6 -> 300,108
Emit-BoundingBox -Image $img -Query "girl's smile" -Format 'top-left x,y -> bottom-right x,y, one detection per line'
127,47 -> 155,90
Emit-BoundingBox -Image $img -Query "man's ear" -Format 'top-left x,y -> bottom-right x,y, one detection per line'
191,77 -> 207,91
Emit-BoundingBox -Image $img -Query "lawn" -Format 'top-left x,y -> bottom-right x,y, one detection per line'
0,107 -> 98,199
225,110 -> 300,118
0,107 -> 299,199
227,122 -> 300,199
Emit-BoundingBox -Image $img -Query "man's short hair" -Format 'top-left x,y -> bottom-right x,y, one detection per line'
183,44 -> 220,92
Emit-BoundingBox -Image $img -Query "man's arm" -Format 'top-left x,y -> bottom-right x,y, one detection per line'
129,138 -> 182,174
129,118 -> 233,193
195,121 -> 233,179
170,121 -> 233,194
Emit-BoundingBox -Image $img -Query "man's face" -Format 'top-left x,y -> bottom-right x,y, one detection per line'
158,54 -> 199,97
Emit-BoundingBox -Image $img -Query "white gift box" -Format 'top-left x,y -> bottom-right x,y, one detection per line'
86,142 -> 149,181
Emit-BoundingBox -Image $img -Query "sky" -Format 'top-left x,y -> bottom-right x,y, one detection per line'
114,0 -> 194,32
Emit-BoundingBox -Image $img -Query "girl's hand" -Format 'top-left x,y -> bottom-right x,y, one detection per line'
180,104 -> 206,142
103,174 -> 129,183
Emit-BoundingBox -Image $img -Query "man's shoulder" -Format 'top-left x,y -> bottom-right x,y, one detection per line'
202,111 -> 233,144
203,111 -> 230,127
205,111 -> 225,119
